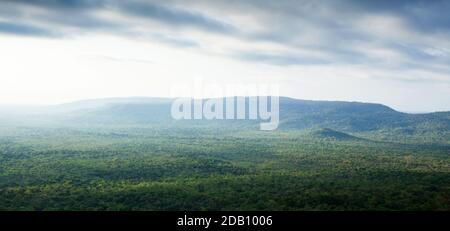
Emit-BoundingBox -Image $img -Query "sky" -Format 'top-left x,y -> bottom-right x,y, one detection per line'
0,0 -> 449,112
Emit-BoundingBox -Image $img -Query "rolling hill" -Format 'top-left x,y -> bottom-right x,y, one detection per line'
1,97 -> 449,143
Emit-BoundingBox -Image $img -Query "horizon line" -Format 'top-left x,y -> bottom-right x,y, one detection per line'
0,95 -> 448,114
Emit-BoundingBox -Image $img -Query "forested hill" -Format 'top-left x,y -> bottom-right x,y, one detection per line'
0,97 -> 449,143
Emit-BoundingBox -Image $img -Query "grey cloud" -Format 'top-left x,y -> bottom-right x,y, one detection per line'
0,0 -> 449,73
345,0 -> 450,33
235,52 -> 330,66
117,1 -> 236,33
4,0 -> 106,10
0,0 -> 115,37
36,11 -> 120,30
388,42 -> 437,61
0,0 -> 235,33
0,0 -> 236,41
0,21 -> 58,37
151,33 -> 199,48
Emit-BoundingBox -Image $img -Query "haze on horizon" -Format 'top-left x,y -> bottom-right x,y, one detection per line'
0,0 -> 449,112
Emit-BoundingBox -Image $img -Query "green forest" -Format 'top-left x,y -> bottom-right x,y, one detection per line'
0,125 -> 448,210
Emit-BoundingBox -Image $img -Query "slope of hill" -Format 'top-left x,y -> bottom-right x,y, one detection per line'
0,97 -> 448,143
311,128 -> 363,141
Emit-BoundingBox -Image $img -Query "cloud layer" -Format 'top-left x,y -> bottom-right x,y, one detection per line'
2,1 -> 449,69
0,0 -> 449,111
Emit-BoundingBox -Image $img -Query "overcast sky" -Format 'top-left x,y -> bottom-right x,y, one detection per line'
0,0 -> 449,112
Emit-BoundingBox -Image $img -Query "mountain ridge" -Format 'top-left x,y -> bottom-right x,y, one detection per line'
0,97 -> 448,144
